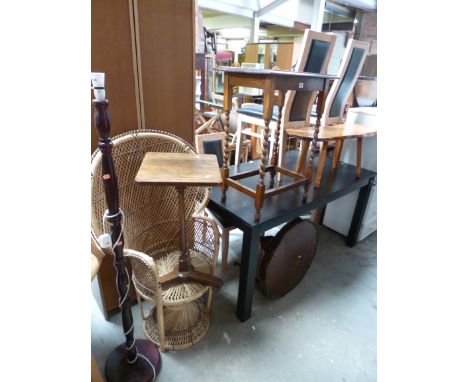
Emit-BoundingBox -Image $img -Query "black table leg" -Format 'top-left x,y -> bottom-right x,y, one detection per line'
236,228 -> 261,322
346,176 -> 375,247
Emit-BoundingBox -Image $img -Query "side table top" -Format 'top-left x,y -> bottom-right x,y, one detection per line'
286,123 -> 377,141
215,66 -> 338,80
135,152 -> 222,186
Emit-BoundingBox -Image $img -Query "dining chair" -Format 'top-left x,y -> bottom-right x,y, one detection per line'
195,135 -> 237,273
316,39 -> 371,126
233,30 -> 337,167
195,98 -> 250,164
286,39 -> 374,187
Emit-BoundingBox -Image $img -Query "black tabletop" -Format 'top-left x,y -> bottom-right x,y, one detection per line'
208,151 -> 376,232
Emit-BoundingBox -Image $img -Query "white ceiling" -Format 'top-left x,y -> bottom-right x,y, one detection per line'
330,0 -> 377,11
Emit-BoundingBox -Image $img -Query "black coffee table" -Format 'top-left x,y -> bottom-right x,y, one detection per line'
208,151 -> 376,322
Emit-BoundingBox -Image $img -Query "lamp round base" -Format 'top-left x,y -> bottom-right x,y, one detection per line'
105,339 -> 161,382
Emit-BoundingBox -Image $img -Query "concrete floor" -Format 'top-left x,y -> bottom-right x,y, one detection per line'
92,225 -> 376,382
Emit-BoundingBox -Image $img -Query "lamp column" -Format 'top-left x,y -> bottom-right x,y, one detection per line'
92,72 -> 161,382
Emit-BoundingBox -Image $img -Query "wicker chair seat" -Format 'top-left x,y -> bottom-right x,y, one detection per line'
153,248 -> 211,304
142,300 -> 209,351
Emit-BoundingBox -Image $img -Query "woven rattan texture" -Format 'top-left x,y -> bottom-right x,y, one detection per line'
91,130 -> 211,248
142,296 -> 210,350
91,130 -> 219,350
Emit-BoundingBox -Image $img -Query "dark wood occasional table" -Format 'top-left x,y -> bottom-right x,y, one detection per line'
208,151 -> 377,322
216,66 -> 338,221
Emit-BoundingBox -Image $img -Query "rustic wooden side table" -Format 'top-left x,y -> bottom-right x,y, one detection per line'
216,67 -> 338,221
135,152 -> 223,288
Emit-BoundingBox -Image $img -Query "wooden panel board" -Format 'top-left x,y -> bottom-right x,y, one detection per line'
245,44 -> 259,63
91,0 -> 140,152
135,0 -> 195,144
276,43 -> 294,70
92,0 -> 140,316
264,44 -> 272,69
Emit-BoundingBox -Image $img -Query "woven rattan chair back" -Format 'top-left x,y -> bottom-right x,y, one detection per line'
91,130 -> 210,253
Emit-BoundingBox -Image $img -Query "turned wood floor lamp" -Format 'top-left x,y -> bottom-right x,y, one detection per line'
91,73 -> 161,382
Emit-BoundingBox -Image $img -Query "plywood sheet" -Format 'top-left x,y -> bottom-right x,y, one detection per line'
135,0 -> 195,144
91,0 -> 140,152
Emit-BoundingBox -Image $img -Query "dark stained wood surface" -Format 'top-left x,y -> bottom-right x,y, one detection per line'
94,99 -> 161,379
93,99 -> 138,367
105,339 -> 161,382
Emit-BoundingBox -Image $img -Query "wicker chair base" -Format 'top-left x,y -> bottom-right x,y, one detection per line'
152,249 -> 212,305
142,298 -> 210,351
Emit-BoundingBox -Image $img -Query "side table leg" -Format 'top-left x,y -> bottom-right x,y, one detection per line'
356,137 -> 362,178
314,141 -> 328,188
270,91 -> 284,187
304,83 -> 328,202
296,139 -> 310,175
221,110 -> 231,201
332,138 -> 344,169
236,228 -> 261,322
255,118 -> 270,221
346,176 -> 375,247
176,185 -> 189,271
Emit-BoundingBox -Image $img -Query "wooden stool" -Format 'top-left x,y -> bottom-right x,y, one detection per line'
286,123 -> 377,188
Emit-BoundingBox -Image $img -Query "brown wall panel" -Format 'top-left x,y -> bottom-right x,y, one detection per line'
135,0 -> 195,144
245,44 -> 259,63
91,0 -> 140,314
91,0 -> 140,152
91,0 -> 195,316
277,43 -> 294,70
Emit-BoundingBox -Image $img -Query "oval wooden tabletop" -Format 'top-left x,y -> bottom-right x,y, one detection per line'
286,123 -> 377,141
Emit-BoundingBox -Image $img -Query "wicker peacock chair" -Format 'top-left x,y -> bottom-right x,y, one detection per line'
91,130 -> 220,351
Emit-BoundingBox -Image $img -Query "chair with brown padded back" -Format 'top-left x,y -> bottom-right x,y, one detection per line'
286,39 -> 376,187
